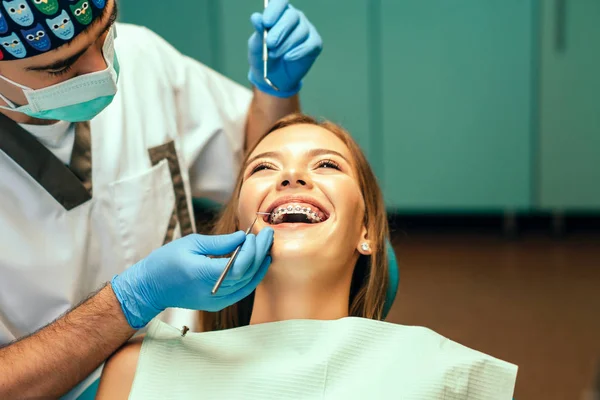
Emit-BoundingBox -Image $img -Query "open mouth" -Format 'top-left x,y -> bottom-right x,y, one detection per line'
263,202 -> 329,225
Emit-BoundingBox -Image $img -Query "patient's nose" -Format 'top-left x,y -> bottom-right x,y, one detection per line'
277,170 -> 313,190
280,179 -> 306,187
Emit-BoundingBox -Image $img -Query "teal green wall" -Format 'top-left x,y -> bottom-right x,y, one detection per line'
538,0 -> 600,211
118,0 -> 216,69
380,1 -> 533,211
118,0 -> 600,213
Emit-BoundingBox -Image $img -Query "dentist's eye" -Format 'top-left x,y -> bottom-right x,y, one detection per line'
251,162 -> 276,174
47,65 -> 73,77
315,159 -> 340,170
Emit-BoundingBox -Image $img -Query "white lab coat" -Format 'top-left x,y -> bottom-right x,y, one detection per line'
0,22 -> 252,398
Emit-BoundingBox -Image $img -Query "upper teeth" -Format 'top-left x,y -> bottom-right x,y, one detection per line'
270,203 -> 323,224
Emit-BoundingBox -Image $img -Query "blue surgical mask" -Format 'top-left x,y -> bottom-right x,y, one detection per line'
0,27 -> 119,123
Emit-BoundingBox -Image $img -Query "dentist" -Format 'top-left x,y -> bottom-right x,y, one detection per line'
0,0 -> 322,398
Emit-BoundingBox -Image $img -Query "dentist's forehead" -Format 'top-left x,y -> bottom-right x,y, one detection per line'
252,124 -> 352,159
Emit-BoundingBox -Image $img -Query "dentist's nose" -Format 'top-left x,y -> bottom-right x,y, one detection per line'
76,46 -> 107,75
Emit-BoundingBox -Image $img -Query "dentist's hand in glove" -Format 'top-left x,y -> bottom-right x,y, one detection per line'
110,228 -> 274,329
248,0 -> 323,97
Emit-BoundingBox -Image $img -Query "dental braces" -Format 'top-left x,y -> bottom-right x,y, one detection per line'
269,205 -> 322,224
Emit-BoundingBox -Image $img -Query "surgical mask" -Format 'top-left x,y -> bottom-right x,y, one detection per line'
0,27 -> 119,123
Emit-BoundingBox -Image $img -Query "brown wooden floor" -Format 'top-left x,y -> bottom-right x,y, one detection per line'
385,232 -> 600,400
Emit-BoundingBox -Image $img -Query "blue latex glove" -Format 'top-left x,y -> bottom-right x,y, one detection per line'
111,228 -> 274,329
248,0 -> 323,98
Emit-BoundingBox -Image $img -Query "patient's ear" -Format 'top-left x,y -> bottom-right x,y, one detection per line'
356,227 -> 372,255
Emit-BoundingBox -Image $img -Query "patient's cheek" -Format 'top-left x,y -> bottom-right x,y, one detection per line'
236,187 -> 253,228
236,207 -> 254,231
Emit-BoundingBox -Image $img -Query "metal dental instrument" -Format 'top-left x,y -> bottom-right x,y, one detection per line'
180,325 -> 189,337
263,0 -> 279,92
211,213 -> 264,295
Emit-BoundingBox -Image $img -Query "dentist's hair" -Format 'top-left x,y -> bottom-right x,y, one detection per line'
200,113 -> 390,331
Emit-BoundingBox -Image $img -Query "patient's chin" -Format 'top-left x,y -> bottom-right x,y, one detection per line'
267,221 -> 358,266
269,239 -> 326,263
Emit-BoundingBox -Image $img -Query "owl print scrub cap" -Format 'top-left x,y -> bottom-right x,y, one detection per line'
0,0 -> 106,61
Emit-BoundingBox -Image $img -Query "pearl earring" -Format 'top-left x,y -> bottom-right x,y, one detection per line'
361,243 -> 370,252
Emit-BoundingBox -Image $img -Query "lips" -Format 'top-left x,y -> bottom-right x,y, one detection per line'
262,195 -> 330,223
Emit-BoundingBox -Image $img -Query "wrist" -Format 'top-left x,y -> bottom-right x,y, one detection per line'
98,284 -> 137,336
248,70 -> 303,98
110,275 -> 159,330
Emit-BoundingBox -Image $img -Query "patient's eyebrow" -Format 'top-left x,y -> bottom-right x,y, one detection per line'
245,148 -> 350,167
246,151 -> 280,166
306,149 -> 350,164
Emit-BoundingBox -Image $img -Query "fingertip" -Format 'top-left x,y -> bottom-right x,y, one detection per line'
250,12 -> 263,31
263,0 -> 288,28
260,226 -> 275,235
225,230 -> 247,248
257,227 -> 274,245
232,230 -> 246,239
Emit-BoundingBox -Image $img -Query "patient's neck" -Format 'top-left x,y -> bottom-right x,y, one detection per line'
249,258 -> 353,325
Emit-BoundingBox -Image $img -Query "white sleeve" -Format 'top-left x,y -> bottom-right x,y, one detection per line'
144,27 -> 253,203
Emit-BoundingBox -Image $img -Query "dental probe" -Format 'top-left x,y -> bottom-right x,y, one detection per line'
211,213 -> 267,295
263,0 -> 279,92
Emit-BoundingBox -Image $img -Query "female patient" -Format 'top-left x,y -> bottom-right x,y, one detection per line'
96,114 -> 517,399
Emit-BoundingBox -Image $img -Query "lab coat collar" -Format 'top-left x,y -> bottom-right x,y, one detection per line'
0,112 -> 92,210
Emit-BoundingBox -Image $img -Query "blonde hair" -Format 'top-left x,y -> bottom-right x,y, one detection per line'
200,114 -> 389,331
